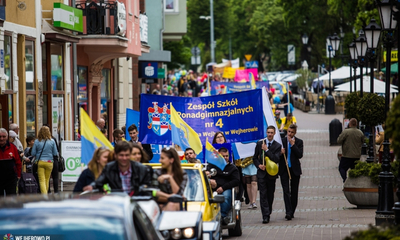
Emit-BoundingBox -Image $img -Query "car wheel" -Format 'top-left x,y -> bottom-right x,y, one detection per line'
228,211 -> 242,236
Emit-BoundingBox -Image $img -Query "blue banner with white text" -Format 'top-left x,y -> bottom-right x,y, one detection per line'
139,90 -> 263,145
211,81 -> 269,95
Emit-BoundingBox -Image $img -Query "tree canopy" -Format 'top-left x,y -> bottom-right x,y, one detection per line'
166,0 -> 383,72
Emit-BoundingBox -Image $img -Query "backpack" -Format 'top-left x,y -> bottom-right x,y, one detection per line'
18,163 -> 38,194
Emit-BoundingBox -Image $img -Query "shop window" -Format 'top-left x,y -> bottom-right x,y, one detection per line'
78,66 -> 88,113
25,40 -> 35,90
4,35 -> 12,90
101,69 -> 110,121
42,95 -> 48,125
51,44 -> 63,91
8,94 -> 12,124
26,95 -> 35,137
52,94 -> 64,144
42,46 -> 47,91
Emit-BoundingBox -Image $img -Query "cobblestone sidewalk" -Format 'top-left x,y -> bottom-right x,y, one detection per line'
228,111 -> 375,240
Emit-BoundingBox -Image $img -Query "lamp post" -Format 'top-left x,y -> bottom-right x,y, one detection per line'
199,0 -> 215,63
302,33 -> 309,66
375,0 -> 397,226
391,1 -> 400,226
355,32 -> 368,98
349,41 -> 358,92
364,18 -> 382,163
325,33 -> 340,114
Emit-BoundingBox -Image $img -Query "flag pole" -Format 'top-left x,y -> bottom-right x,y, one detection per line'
283,153 -> 291,180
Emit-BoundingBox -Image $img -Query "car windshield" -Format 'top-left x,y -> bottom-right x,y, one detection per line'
0,216 -> 127,240
184,169 -> 205,202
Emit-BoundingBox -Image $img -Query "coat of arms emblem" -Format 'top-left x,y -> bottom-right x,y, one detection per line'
147,102 -> 171,136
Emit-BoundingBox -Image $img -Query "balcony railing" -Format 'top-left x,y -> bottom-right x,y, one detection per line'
76,1 -> 119,35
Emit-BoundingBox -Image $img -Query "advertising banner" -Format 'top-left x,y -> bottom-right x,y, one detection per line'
234,68 -> 258,81
139,90 -> 263,145
61,141 -> 83,182
211,81 -> 269,95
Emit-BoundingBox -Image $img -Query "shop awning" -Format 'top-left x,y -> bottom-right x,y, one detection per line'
381,62 -> 398,74
42,20 -> 81,43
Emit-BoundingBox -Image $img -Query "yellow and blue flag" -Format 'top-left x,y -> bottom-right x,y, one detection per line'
250,72 -> 257,90
205,140 -> 227,171
170,103 -> 202,154
80,108 -> 113,165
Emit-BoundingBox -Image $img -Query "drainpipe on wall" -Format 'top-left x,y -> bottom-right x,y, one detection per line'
71,0 -> 78,140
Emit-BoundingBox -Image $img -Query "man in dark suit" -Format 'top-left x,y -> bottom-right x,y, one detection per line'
279,124 -> 303,220
253,125 -> 282,224
128,124 -> 153,160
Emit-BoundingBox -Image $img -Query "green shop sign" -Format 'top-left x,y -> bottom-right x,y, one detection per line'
53,3 -> 83,33
158,68 -> 165,79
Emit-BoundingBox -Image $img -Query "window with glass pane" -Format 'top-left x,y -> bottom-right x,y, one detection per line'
101,69 -> 110,117
25,40 -> 35,90
26,95 -> 35,137
42,46 -> 47,91
8,94 -> 12,124
51,44 -> 63,91
42,95 -> 48,125
4,35 -> 12,90
52,94 -> 64,143
78,66 -> 88,113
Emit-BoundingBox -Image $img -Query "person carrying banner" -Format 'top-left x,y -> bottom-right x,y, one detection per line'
128,124 -> 153,160
253,125 -> 282,224
212,131 -> 227,144
207,147 -> 240,224
279,124 -> 303,220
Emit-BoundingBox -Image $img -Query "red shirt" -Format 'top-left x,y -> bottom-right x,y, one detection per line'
0,142 -> 22,178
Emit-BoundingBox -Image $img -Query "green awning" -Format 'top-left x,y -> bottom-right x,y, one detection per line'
381,62 -> 398,74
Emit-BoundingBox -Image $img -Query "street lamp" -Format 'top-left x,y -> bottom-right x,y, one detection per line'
199,0 -> 215,63
355,32 -> 368,98
325,33 -> 340,114
364,18 -> 382,164
349,41 -> 358,92
375,0 -> 397,226
302,34 -> 309,45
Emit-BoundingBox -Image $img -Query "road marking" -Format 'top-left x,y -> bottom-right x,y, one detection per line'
242,224 -> 368,230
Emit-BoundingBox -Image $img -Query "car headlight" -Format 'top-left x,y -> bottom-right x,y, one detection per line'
161,230 -> 170,239
183,227 -> 194,238
171,228 -> 182,239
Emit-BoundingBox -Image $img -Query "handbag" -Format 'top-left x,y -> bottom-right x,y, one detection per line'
57,156 -> 66,172
33,140 -> 47,165
52,138 -> 65,173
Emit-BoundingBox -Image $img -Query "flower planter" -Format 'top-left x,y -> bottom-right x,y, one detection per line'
304,105 -> 310,112
343,176 -> 378,207
343,176 -> 398,207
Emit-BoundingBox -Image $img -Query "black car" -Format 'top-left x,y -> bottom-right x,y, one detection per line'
0,193 -> 163,240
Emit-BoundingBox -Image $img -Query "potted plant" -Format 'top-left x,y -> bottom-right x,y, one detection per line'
344,224 -> 400,240
357,93 -> 385,161
343,160 -> 399,207
304,100 -> 311,112
344,92 -> 360,119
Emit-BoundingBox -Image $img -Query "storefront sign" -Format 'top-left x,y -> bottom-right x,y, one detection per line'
383,50 -> 398,62
0,49 -> 3,68
116,2 -> 127,36
61,141 -> 83,182
53,3 -> 83,33
141,79 -> 158,84
158,68 -> 165,79
140,14 -> 148,44
139,62 -> 158,79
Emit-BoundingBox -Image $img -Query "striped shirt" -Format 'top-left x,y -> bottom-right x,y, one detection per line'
119,166 -> 132,194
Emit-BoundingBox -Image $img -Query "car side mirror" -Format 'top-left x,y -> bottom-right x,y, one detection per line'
209,194 -> 225,204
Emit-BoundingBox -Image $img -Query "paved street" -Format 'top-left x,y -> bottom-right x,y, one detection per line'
227,110 -> 375,240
